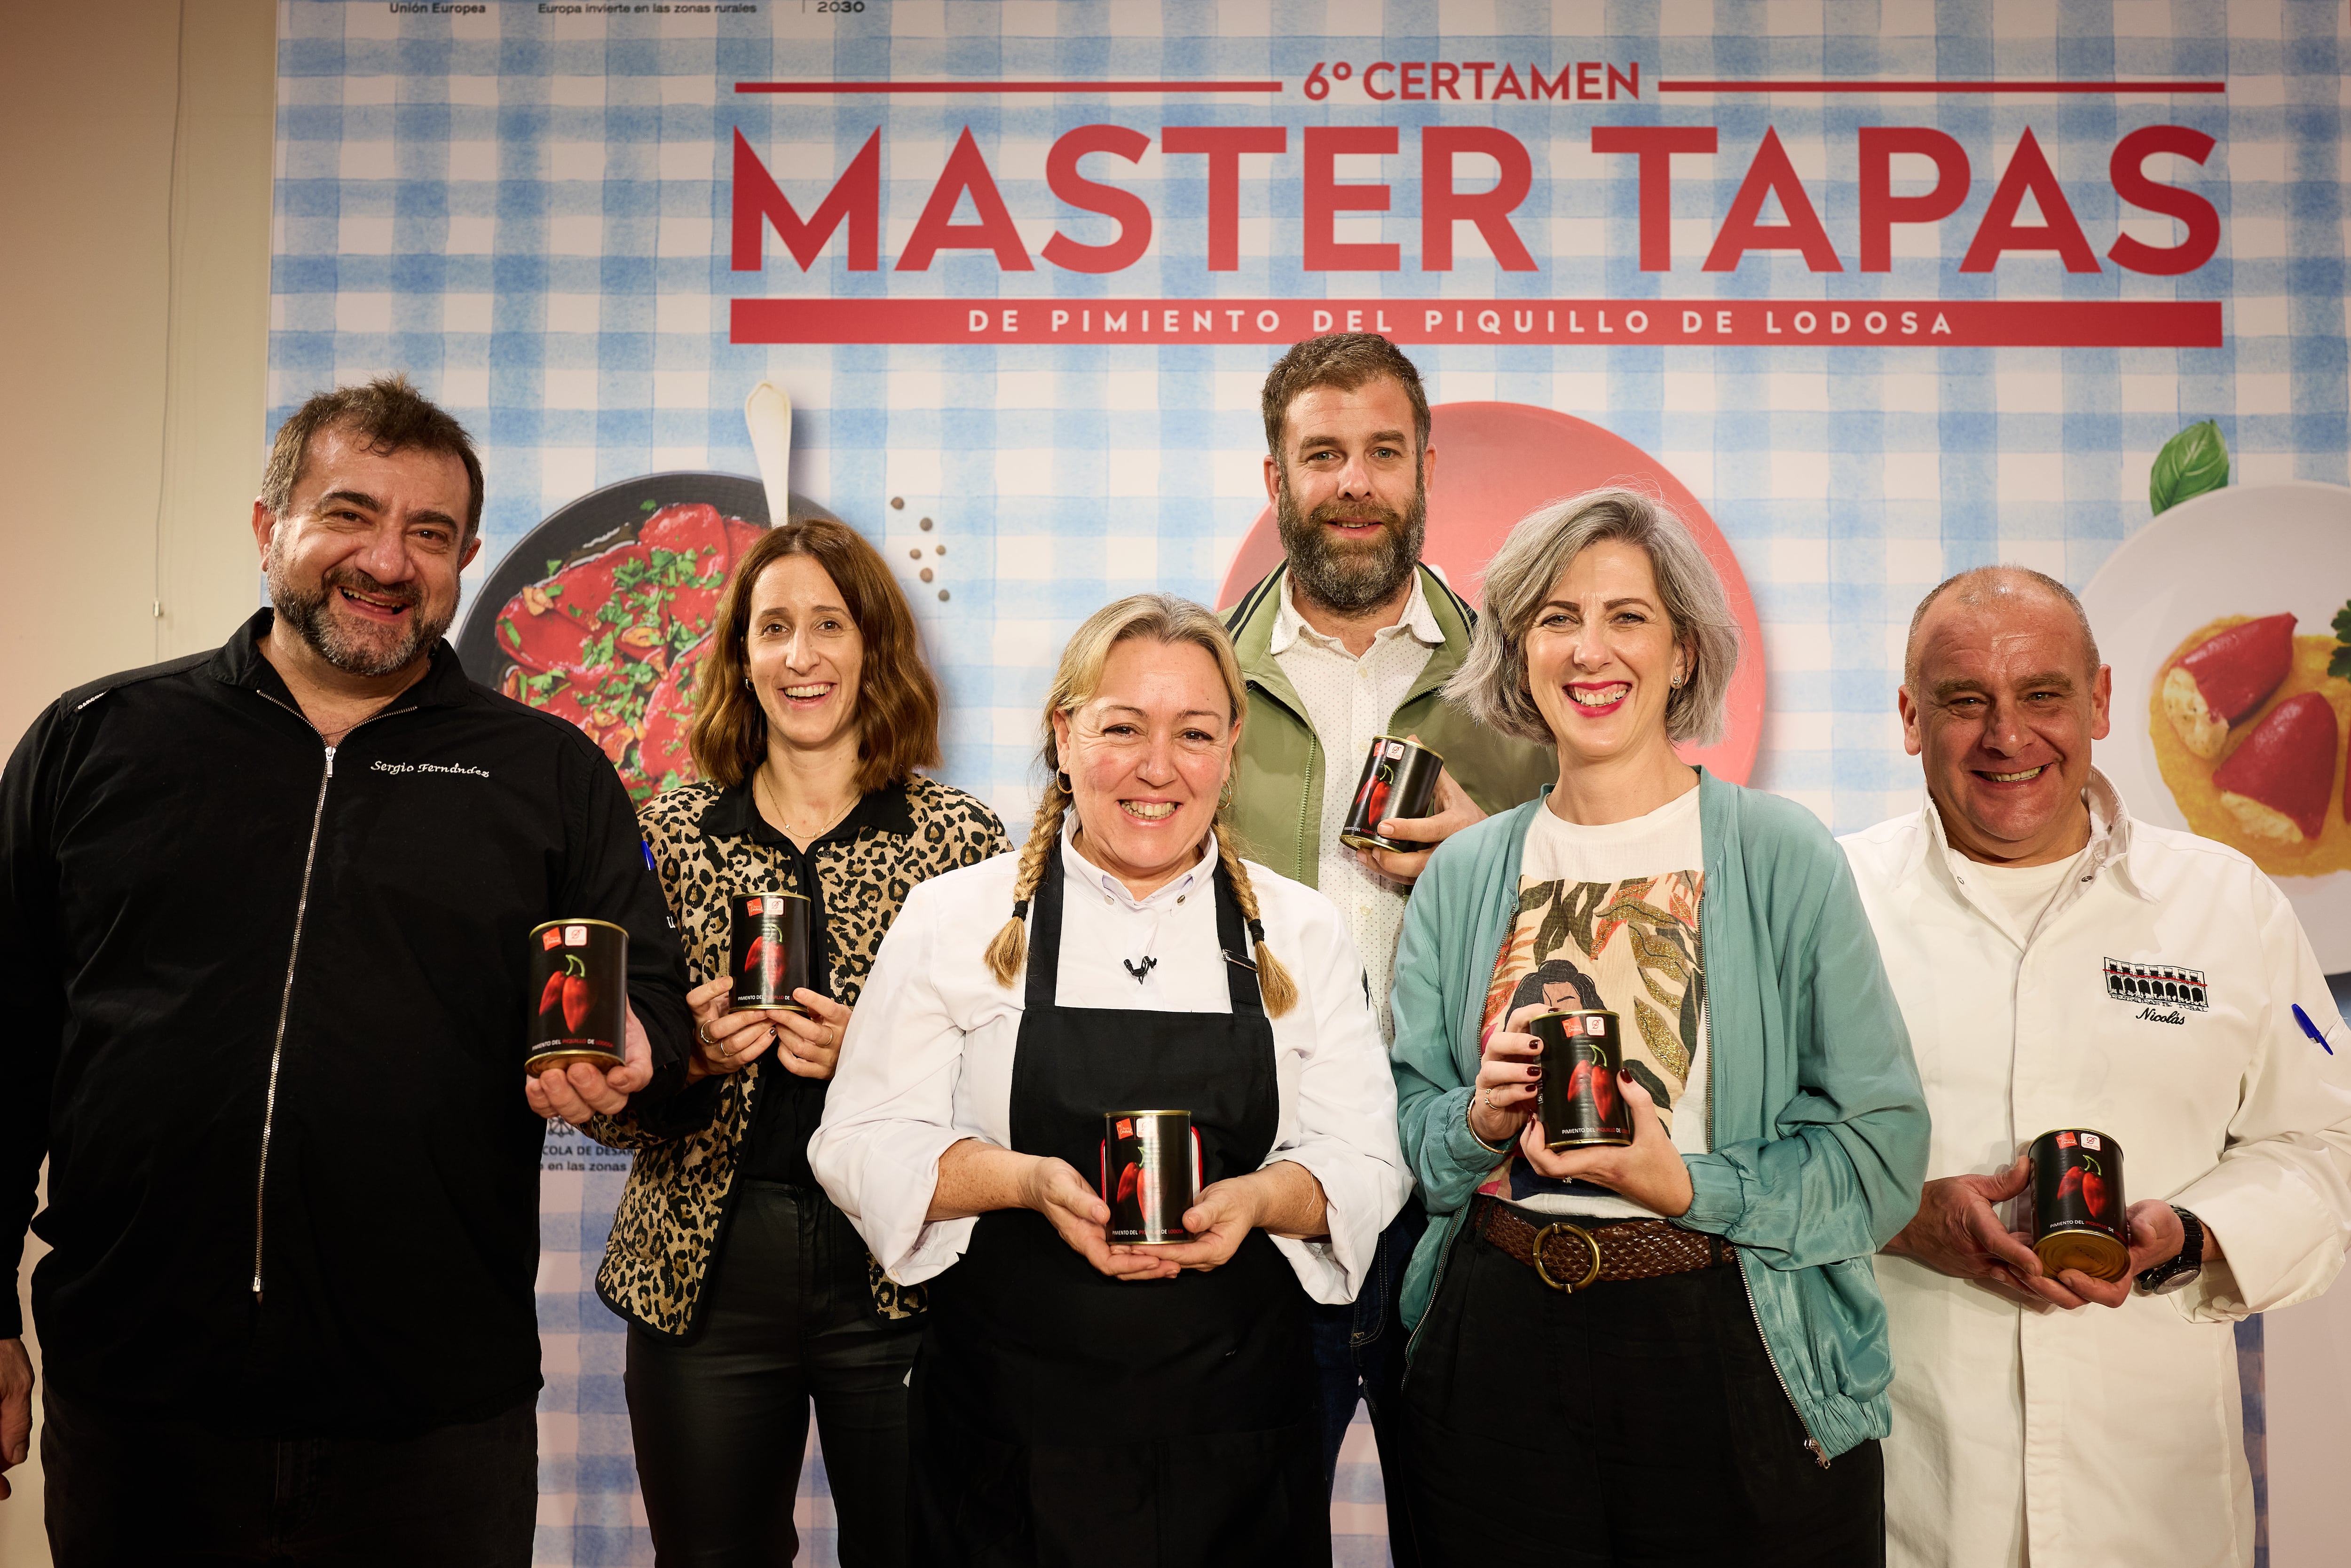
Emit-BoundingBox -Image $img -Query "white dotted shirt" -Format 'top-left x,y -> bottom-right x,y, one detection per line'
1268,573 -> 1444,1043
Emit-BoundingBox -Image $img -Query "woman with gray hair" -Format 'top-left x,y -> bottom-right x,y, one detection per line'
1386,489 -> 1928,1562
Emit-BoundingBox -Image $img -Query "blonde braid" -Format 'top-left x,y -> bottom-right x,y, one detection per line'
984,776 -> 1071,987
1211,819 -> 1297,1017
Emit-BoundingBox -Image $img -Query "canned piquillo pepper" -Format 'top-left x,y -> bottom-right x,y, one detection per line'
1531,1010 -> 1632,1150
525,918 -> 630,1074
729,890 -> 814,1013
1339,735 -> 1444,855
2028,1127 -> 2130,1282
1100,1110 -> 1201,1244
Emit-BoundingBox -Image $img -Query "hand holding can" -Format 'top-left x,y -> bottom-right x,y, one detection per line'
525,919 -> 629,1074
1532,1010 -> 1633,1150
1339,736 -> 1443,855
1101,1111 -> 1200,1244
2026,1128 -> 2130,1283
730,891 -> 815,1013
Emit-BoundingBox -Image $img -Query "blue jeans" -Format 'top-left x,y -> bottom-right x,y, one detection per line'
1310,1194 -> 1426,1567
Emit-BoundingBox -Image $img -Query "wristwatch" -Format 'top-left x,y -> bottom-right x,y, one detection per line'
2136,1206 -> 2205,1294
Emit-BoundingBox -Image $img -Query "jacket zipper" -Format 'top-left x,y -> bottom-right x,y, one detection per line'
1701,890 -> 1831,1470
249,695 -> 414,1301
1296,731 -> 1317,884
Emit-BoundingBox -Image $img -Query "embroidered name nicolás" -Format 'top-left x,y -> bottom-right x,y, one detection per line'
372,760 -> 490,779
2103,957 -> 2207,1012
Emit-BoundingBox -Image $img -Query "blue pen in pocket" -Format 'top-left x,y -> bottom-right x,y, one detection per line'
2291,1003 -> 2334,1056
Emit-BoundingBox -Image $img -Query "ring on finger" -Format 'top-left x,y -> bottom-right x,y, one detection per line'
694,1021 -> 714,1047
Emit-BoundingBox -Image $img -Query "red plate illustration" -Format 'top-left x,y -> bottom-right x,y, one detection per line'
1216,402 -> 1765,785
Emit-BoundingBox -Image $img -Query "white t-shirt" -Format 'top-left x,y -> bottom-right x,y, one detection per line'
1473,784 -> 1711,1220
1964,849 -> 2090,946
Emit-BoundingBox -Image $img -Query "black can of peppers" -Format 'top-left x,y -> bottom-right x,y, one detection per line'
1339,735 -> 1444,855
728,890 -> 813,1013
1531,1010 -> 1633,1150
525,918 -> 630,1074
2027,1128 -> 2130,1283
1100,1110 -> 1199,1244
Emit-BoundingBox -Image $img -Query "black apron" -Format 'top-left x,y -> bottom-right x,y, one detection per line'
908,858 -> 1328,1567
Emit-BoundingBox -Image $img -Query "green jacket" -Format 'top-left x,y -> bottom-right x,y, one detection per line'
1391,772 -> 1930,1460
1221,563 -> 1555,885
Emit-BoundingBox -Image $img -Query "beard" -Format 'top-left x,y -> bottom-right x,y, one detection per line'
265,533 -> 456,678
1274,469 -> 1427,617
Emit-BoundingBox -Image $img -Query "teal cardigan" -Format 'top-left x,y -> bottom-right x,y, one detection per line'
1391,771 -> 1929,1459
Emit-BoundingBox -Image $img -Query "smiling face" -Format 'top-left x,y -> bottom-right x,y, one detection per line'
1522,539 -> 1689,772
1900,582 -> 2111,866
1263,376 -> 1432,617
1050,636 -> 1238,900
744,552 -> 866,758
254,422 -> 477,680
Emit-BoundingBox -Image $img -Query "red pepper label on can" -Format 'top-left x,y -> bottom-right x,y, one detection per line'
2028,1127 -> 2129,1282
525,918 -> 629,1073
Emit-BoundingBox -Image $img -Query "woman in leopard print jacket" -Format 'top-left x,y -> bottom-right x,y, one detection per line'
585,519 -> 1005,1567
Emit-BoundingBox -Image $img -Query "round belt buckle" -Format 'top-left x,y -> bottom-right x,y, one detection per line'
1531,1221 -> 1603,1292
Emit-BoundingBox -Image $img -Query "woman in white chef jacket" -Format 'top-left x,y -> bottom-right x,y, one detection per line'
810,593 -> 1409,1567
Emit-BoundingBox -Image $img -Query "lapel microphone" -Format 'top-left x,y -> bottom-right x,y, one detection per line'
1122,956 -> 1157,985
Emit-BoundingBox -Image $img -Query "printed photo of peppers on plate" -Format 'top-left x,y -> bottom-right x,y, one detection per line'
2152,603 -> 2351,876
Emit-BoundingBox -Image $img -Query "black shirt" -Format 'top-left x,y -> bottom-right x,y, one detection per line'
699,780 -> 918,1188
0,611 -> 691,1435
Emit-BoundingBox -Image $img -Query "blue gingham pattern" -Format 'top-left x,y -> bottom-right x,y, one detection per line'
272,2 -> 2343,1560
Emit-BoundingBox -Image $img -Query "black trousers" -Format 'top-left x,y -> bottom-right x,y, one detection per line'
41,1386 -> 535,1568
1307,1196 -> 1426,1567
1403,1213 -> 1885,1567
626,1179 -> 921,1568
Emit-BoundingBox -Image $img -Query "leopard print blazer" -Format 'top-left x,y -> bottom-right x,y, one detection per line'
587,772 -> 1008,1337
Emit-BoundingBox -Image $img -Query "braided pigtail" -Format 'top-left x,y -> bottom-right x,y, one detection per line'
1211,820 -> 1297,1017
984,775 -> 1070,987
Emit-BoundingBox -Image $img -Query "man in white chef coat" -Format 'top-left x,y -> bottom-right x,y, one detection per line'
1842,565 -> 2351,1568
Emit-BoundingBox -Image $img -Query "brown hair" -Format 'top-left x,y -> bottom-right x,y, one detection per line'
981,594 -> 1296,1016
1260,332 -> 1432,461
260,374 -> 485,540
687,520 -> 941,793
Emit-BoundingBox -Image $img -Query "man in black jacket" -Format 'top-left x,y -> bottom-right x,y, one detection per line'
0,377 -> 691,1565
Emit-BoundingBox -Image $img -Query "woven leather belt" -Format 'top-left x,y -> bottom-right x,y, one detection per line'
1472,1194 -> 1731,1292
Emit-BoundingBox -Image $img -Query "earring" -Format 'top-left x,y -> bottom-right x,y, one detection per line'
1055,770 -> 1072,795
744,675 -> 753,689
1218,774 -> 1234,811
1671,673 -> 1683,689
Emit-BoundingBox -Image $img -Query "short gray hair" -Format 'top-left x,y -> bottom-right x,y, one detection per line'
1903,566 -> 2101,692
1446,489 -> 1741,747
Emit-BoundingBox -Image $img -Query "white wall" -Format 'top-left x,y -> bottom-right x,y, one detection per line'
0,1 -> 274,1560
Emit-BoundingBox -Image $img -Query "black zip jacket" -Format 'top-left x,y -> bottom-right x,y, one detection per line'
0,611 -> 691,1436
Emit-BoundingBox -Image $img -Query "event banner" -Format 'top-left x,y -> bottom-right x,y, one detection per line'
269,0 -> 2346,1560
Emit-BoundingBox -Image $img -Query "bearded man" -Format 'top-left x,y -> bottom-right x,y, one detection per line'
1222,335 -> 1554,1561
0,377 -> 691,1566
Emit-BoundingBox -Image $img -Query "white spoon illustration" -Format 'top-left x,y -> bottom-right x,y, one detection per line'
743,379 -> 793,528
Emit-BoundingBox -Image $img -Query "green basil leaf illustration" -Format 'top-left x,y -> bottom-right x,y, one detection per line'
2331,601 -> 2351,681
2149,420 -> 2230,515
